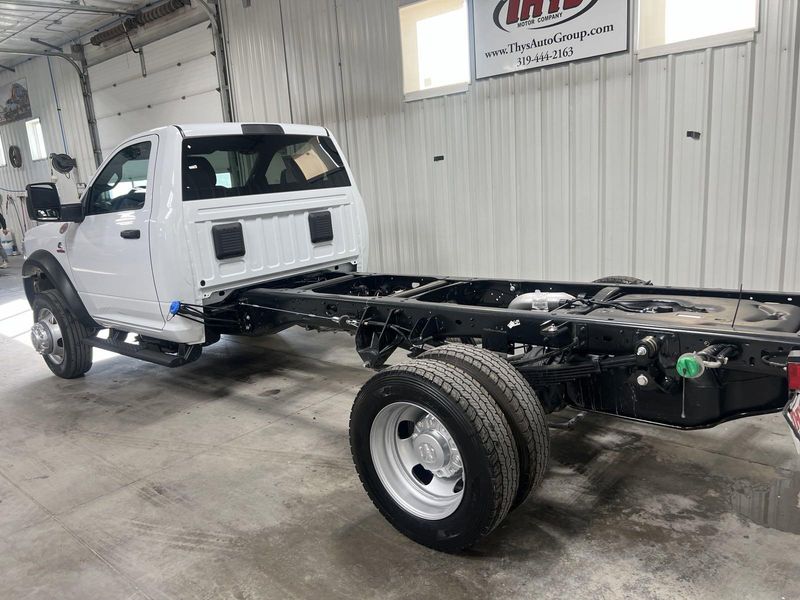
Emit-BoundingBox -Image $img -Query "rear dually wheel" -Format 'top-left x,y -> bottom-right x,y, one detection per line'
418,344 -> 549,509
350,359 -> 519,552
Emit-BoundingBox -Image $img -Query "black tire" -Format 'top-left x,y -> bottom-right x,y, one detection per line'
349,359 -> 519,552
31,290 -> 93,379
419,344 -> 549,509
592,275 -> 652,285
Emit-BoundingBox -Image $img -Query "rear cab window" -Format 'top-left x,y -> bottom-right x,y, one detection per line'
182,134 -> 350,201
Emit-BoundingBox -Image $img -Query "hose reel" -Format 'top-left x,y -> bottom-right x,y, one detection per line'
50,153 -> 77,175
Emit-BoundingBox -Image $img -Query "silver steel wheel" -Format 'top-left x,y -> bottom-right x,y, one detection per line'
31,307 -> 65,365
369,401 -> 465,520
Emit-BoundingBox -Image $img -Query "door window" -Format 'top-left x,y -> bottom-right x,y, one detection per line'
87,141 -> 152,215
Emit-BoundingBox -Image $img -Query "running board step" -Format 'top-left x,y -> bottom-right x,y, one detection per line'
84,337 -> 202,367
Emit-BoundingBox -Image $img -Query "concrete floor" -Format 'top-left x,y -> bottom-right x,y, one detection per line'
1,255 -> 799,600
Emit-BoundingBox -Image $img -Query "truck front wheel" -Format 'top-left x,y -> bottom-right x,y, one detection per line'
350,360 -> 519,552
31,290 -> 93,379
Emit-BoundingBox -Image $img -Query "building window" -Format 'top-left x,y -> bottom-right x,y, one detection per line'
400,0 -> 470,101
0,135 -> 6,167
25,118 -> 47,161
638,0 -> 759,59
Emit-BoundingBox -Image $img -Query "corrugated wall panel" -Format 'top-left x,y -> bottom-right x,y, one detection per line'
280,0 -> 348,148
442,94 -> 473,276
538,66 -> 572,279
599,53 -> 634,277
634,55 -> 671,284
334,0 -> 399,272
424,96 -> 457,275
703,44 -> 752,289
221,0 -> 800,291
570,61 -> 602,282
742,0 -> 799,290
513,69 -> 547,279
785,27 -> 800,292
223,0 -> 291,123
469,75 -> 519,279
667,51 -> 709,287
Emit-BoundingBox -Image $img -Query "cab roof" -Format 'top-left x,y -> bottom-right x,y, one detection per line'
135,122 -> 330,140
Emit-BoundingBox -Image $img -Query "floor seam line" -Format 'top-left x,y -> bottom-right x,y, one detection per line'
0,467 -> 155,600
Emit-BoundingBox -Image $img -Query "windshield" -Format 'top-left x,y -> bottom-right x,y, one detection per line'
182,134 -> 351,201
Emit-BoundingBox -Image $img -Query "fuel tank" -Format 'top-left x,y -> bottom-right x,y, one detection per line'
562,294 -> 800,334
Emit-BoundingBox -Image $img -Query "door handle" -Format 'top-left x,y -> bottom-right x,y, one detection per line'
120,229 -> 141,239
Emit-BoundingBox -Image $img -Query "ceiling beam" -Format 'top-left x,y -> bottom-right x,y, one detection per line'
0,1 -> 136,16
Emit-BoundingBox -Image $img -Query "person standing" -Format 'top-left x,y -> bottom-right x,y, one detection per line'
0,211 -> 8,268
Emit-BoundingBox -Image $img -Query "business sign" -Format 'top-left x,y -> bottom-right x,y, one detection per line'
0,78 -> 31,125
473,0 -> 629,79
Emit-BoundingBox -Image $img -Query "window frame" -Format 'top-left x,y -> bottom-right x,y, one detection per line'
636,0 -> 760,60
85,140 -> 153,216
399,0 -> 473,102
25,117 -> 47,161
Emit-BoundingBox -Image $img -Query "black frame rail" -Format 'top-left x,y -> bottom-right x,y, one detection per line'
229,270 -> 800,429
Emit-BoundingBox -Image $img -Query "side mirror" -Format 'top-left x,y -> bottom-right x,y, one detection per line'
25,182 -> 83,223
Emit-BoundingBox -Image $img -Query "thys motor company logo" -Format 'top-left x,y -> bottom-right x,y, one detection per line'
493,0 -> 599,31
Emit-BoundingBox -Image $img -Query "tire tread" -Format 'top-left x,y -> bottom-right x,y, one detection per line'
419,344 -> 549,507
350,359 -> 519,545
33,290 -> 93,379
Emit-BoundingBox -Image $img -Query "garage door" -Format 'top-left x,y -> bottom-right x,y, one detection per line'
89,22 -> 223,158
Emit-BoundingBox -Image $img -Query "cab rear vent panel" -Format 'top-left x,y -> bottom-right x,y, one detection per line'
212,223 -> 246,260
308,211 -> 334,244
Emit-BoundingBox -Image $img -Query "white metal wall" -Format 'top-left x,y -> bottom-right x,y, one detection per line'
0,56 -> 95,204
0,55 -> 94,244
223,0 -> 800,292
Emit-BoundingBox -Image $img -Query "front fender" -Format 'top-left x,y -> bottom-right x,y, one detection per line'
22,250 -> 98,327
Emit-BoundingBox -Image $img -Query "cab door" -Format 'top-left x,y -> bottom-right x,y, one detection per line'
66,135 -> 164,332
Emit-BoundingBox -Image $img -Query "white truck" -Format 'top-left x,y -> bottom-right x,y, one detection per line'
22,123 -> 800,552
24,122 -> 369,371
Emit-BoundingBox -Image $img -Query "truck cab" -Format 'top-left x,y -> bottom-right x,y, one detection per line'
23,123 -> 369,357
